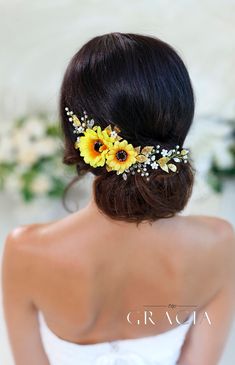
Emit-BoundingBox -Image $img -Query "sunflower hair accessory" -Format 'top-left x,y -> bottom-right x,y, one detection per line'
65,107 -> 189,181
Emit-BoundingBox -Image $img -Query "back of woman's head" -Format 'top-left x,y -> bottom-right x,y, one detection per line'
60,32 -> 195,223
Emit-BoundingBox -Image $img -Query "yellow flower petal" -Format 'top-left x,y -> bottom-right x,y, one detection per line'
77,128 -> 113,168
106,140 -> 137,173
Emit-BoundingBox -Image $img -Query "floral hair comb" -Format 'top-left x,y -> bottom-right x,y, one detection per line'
65,107 -> 189,181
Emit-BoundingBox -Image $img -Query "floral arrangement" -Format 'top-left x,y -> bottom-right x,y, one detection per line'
186,116 -> 235,193
0,114 -> 70,202
66,107 -> 189,181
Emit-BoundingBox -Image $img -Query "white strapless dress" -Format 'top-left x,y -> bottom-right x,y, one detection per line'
38,312 -> 194,365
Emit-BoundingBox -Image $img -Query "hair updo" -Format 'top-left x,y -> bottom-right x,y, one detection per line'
60,32 -> 195,223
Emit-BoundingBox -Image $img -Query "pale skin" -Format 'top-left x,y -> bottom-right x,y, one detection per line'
2,194 -> 235,365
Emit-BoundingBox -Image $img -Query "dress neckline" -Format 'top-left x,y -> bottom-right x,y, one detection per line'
38,311 -> 194,348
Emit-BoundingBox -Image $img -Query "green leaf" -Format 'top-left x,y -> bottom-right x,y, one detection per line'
207,172 -> 223,193
46,124 -> 61,137
48,177 -> 66,198
21,186 -> 35,202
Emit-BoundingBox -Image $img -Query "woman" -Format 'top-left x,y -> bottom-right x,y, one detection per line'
2,33 -> 235,365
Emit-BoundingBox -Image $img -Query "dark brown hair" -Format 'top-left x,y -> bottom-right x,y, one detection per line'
60,32 -> 195,223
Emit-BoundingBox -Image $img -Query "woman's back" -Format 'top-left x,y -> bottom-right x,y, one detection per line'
12,203 -> 232,345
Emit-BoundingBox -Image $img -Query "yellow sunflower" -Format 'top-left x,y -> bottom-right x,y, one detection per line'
77,126 -> 114,167
106,140 -> 137,173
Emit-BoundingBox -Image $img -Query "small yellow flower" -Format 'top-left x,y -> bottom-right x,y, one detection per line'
77,126 -> 114,167
106,140 -> 137,173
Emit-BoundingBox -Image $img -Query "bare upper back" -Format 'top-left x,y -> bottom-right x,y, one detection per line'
6,204 -> 235,343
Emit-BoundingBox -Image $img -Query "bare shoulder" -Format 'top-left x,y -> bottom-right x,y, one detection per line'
191,214 -> 234,234
2,219 -> 67,283
3,210 -> 90,268
186,214 -> 235,252
176,214 -> 234,247
4,211 -> 74,251
3,223 -> 48,281
201,215 -> 235,267
178,214 -> 235,285
4,222 -> 48,258
2,215 -> 87,291
3,216 -> 74,268
166,215 -> 235,309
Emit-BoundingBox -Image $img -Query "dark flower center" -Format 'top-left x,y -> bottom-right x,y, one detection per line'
116,150 -> 128,161
94,140 -> 103,152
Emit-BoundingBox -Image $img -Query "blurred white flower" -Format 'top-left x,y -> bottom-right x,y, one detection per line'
11,133 -> 58,166
24,117 -> 45,138
186,117 -> 234,170
0,133 -> 15,163
0,113 -> 67,202
35,137 -> 58,157
11,129 -> 31,147
31,175 -> 52,194
186,117 -> 233,150
17,146 -> 40,167
5,174 -> 23,193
